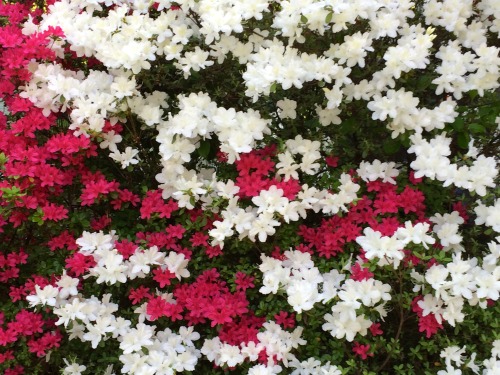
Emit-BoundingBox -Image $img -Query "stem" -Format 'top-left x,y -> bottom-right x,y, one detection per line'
377,269 -> 406,373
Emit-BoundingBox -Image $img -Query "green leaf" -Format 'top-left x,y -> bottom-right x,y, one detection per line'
457,132 -> 470,149
300,15 -> 308,23
383,139 -> 401,154
417,75 -> 433,90
451,118 -> 464,132
198,139 -> 211,158
325,11 -> 333,23
199,216 -> 208,227
468,123 -> 486,134
340,118 -> 356,134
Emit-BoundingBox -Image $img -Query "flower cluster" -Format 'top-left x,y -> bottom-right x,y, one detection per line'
0,0 -> 498,374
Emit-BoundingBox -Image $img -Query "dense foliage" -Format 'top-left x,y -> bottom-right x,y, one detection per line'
0,0 -> 499,374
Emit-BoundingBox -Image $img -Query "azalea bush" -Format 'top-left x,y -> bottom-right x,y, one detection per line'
0,0 -> 499,374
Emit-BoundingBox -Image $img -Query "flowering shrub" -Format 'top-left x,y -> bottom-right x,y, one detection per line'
0,0 -> 499,374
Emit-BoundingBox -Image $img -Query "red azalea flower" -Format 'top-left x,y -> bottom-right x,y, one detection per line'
190,232 -> 209,247
152,267 -> 176,288
65,253 -> 96,277
234,272 -> 255,291
4,365 -> 24,375
352,342 -> 373,359
0,350 -> 14,364
115,240 -> 138,259
274,311 -> 295,329
128,286 -> 151,305
146,295 -> 169,321
325,155 -> 339,167
418,314 -> 443,338
205,245 -> 223,258
369,323 -> 383,336
0,327 -> 17,346
166,224 -> 186,239
350,262 -> 374,281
